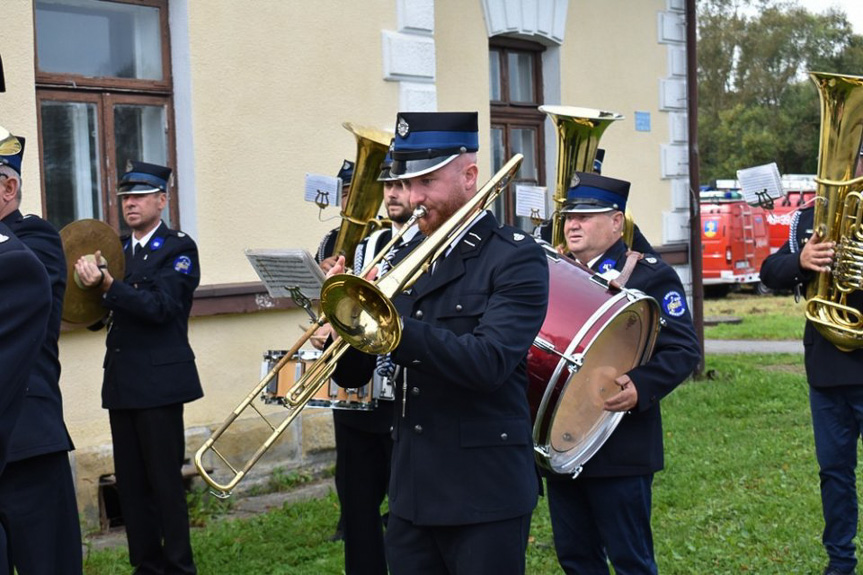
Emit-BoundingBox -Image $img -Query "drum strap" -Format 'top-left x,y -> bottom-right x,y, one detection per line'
610,250 -> 643,289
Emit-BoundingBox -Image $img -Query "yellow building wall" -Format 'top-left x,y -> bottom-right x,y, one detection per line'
562,0 -> 675,244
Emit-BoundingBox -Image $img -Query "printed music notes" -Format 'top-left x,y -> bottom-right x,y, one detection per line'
245,249 -> 326,300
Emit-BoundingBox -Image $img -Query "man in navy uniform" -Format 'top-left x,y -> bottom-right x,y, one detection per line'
0,221 -> 51,575
545,172 -> 700,574
75,161 -> 202,575
330,111 -> 549,574
313,151 -> 419,574
0,137 -> 82,573
760,159 -> 863,575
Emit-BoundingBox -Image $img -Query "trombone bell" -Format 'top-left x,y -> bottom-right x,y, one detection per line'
320,275 -> 402,355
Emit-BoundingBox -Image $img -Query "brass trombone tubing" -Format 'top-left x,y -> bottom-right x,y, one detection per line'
194,203 -> 430,497
320,154 -> 525,355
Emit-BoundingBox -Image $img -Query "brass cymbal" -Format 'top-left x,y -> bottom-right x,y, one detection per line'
59,219 -> 125,326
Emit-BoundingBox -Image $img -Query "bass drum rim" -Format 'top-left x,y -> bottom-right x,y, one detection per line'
532,289 -> 659,476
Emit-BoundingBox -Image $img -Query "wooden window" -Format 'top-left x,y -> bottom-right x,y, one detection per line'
489,38 -> 545,232
34,0 -> 178,232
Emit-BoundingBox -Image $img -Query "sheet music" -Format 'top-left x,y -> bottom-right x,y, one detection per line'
736,163 -> 783,207
515,184 -> 548,220
245,249 -> 326,300
304,173 -> 341,207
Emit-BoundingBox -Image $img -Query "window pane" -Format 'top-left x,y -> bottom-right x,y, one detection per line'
489,51 -> 501,101
36,0 -> 163,80
511,128 -> 537,182
40,101 -> 103,229
511,128 -> 539,232
490,127 -> 506,220
507,52 -> 535,103
114,104 -> 171,231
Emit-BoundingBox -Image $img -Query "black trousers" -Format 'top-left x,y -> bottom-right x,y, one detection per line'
385,512 -> 532,575
334,418 -> 392,575
0,451 -> 82,575
110,404 -> 195,575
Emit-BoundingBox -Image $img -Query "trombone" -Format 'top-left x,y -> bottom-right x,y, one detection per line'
194,154 -> 524,497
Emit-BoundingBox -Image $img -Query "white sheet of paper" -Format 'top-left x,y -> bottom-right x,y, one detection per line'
515,184 -> 547,219
245,248 -> 326,300
304,173 -> 341,207
737,163 -> 783,206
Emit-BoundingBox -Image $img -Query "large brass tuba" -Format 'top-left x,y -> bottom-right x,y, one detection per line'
331,122 -> 392,268
805,72 -> 863,350
539,106 -> 623,248
194,155 -> 524,497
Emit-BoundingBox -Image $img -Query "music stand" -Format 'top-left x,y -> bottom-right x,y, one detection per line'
737,163 -> 783,210
245,249 -> 326,322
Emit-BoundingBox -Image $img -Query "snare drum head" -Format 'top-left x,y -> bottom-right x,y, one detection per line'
547,298 -> 656,474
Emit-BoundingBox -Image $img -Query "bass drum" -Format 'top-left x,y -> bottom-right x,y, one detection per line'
527,244 -> 660,476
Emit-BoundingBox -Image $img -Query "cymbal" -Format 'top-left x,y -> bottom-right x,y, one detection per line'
59,219 -> 125,326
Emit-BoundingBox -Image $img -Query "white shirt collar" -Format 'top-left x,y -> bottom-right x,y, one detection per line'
132,223 -> 160,252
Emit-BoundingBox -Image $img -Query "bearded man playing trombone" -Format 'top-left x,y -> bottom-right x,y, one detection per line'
327,111 -> 549,575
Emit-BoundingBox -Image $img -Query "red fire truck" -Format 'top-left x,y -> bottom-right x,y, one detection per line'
701,188 -> 771,296
765,175 -> 817,253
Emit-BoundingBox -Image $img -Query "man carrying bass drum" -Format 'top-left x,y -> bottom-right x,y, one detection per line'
544,172 -> 700,574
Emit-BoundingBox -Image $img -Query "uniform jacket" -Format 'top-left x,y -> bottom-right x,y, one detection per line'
334,212 -> 550,525
760,207 -> 863,387
1,210 -> 74,460
0,222 -> 51,473
100,221 -> 203,409
558,238 -> 700,479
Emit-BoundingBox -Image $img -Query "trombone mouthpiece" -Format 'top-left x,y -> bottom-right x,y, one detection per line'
413,206 -> 428,218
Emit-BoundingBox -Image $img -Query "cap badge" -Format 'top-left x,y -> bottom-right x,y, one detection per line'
397,117 -> 410,138
341,160 -> 351,171
569,173 -> 581,188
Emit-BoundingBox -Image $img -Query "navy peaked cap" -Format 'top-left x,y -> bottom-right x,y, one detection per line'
390,112 -> 479,178
561,171 -> 629,214
118,161 -> 172,195
337,159 -> 354,185
0,135 -> 24,174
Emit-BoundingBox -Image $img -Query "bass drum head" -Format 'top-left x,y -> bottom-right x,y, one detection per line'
547,297 -> 656,475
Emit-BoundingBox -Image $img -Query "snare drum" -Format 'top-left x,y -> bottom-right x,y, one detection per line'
307,356 -> 395,410
260,349 -> 322,405
527,245 -> 660,476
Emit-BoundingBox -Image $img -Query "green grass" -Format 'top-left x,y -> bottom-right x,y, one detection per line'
84,353 -> 859,574
704,292 -> 806,340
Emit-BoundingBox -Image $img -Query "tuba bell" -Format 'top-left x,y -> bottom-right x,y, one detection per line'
539,106 -> 623,248
331,122 -> 392,269
805,71 -> 863,351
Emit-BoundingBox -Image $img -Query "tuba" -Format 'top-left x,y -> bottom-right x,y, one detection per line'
331,123 -> 392,269
194,155 -> 525,497
805,72 -> 863,351
539,106 -> 623,248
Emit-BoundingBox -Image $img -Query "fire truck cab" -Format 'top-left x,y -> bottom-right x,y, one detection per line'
765,174 -> 817,253
701,186 -> 771,295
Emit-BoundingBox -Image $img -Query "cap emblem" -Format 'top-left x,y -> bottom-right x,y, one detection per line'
570,173 -> 581,188
397,117 -> 410,138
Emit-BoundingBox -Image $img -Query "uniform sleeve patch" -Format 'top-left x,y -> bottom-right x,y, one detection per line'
663,290 -> 686,317
173,255 -> 193,274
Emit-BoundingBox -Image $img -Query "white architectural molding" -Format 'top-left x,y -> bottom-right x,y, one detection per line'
399,82 -> 438,112
482,0 -> 568,45
168,0 -> 198,240
382,30 -> 436,83
397,0 -> 434,35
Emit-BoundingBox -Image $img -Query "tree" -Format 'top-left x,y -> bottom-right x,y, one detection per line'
697,0 -> 863,182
